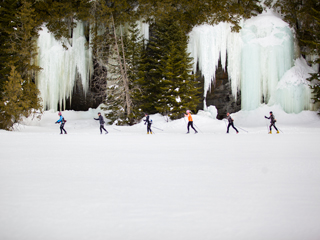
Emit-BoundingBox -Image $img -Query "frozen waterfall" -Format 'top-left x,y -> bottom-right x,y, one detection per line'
273,57 -> 316,113
36,20 -> 149,111
188,10 -> 315,113
36,22 -> 91,111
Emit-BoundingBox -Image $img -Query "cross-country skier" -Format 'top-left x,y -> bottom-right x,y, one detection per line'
184,110 -> 198,134
226,112 -> 239,134
94,112 -> 108,134
144,113 -> 153,134
265,111 -> 279,134
55,112 -> 67,134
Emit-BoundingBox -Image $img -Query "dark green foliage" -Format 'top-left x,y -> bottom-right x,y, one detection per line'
304,8 -> 320,108
136,14 -> 201,120
102,22 -> 144,125
0,0 -> 42,130
34,0 -> 92,41
137,0 -> 262,33
0,66 -> 41,130
0,0 -> 19,92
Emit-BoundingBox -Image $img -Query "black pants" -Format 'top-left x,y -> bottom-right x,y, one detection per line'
269,122 -> 278,131
147,124 -> 152,133
60,123 -> 67,134
187,121 -> 197,133
100,124 -> 108,134
227,122 -> 238,133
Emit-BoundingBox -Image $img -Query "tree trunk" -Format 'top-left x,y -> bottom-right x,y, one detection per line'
111,14 -> 132,117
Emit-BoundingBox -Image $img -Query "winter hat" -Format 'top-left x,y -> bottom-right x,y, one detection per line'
98,112 -> 101,114
186,110 -> 190,114
270,111 -> 273,114
58,112 -> 62,116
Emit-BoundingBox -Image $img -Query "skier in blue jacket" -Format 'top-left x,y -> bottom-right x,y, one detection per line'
55,112 -> 67,134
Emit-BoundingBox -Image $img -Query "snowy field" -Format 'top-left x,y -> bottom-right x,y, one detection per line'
1,105 -> 320,240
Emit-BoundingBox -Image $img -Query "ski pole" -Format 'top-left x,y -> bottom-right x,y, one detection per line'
223,119 -> 228,127
235,125 -> 248,133
152,126 -> 163,131
112,127 -> 121,132
265,119 -> 269,133
277,127 -> 284,133
194,123 -> 202,133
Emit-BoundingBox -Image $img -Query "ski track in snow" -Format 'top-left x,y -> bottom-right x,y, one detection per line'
1,108 -> 320,240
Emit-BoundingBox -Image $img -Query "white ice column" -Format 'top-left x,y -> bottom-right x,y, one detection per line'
36,21 -> 91,111
274,57 -> 316,113
240,10 -> 294,110
188,23 -> 230,97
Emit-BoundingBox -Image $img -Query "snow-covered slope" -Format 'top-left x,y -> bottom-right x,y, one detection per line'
1,107 -> 320,240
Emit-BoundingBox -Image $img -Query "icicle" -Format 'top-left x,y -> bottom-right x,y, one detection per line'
240,10 -> 295,110
272,57 -> 316,113
136,20 -> 149,43
187,9 -> 315,113
227,25 -> 243,101
36,21 -> 91,111
188,22 -> 230,99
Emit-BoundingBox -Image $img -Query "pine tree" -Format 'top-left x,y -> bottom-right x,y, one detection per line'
102,21 -> 145,125
304,7 -> 320,109
0,0 -> 42,130
34,0 -> 92,41
136,14 -> 201,120
0,0 -> 19,93
0,66 -> 41,130
137,0 -> 262,34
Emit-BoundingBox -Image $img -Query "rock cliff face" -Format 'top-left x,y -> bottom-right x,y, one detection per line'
198,60 -> 241,120
63,75 -> 104,111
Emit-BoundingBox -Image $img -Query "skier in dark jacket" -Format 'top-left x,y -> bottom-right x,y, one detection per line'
55,112 -> 67,134
144,113 -> 152,134
226,112 -> 238,134
265,111 -> 279,134
94,112 -> 108,134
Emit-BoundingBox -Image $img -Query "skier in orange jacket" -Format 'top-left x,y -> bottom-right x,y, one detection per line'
184,110 -> 198,134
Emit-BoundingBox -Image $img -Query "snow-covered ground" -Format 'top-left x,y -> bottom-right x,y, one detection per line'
1,106 -> 320,240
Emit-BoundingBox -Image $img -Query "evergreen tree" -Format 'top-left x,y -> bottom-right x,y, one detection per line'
0,66 -> 41,130
304,7 -> 320,109
102,21 -> 145,125
137,0 -> 262,34
34,0 -> 92,41
0,0 -> 42,130
136,14 -> 201,120
0,0 -> 19,93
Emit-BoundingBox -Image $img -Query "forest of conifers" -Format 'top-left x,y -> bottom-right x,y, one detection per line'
0,0 -> 319,129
